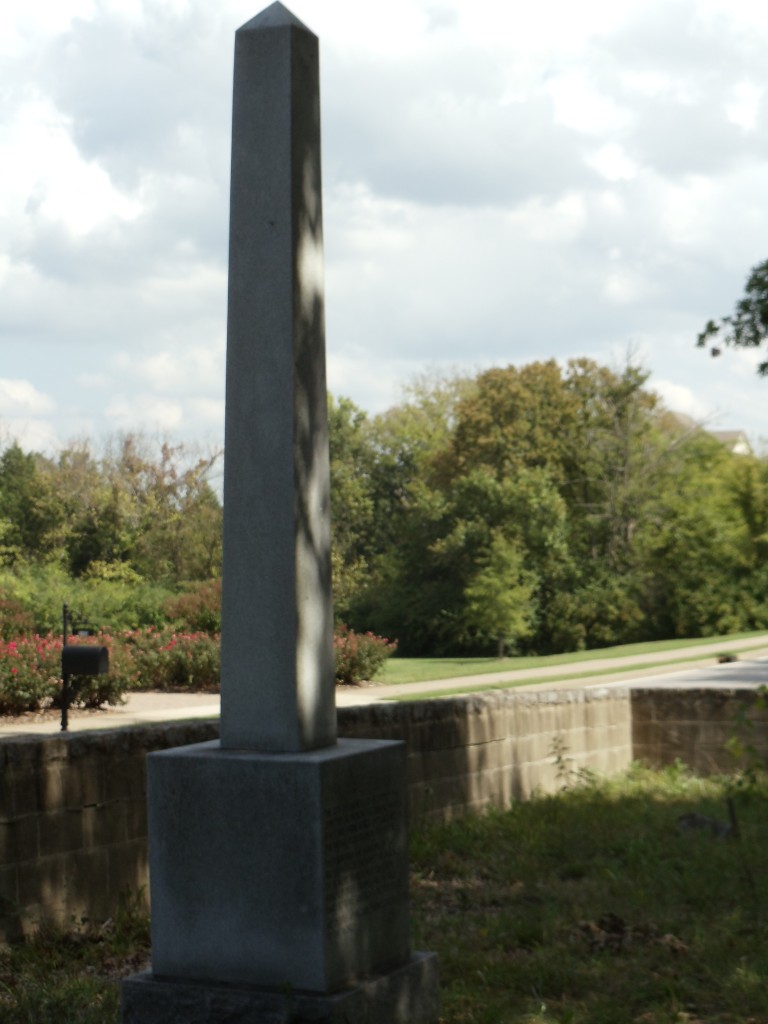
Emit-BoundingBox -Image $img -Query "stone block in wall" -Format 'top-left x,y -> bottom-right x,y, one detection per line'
515,730 -> 557,766
417,773 -> 472,822
691,721 -> 738,748
601,746 -> 633,774
0,777 -> 10,824
415,762 -> 513,821
108,839 -> 149,911
592,691 -> 631,729
467,765 -> 513,807
82,803 -> 117,849
346,699 -> 475,756
459,696 -> 509,745
337,704 -> 407,743
103,756 -> 148,804
38,808 -> 84,857
71,847 -> 113,924
406,751 -> 424,787
16,847 -> 67,929
630,688 -> 766,773
121,797 -> 149,844
562,726 -> 589,756
406,714 -> 471,757
0,815 -> 39,863
61,757 -> 104,809
522,756 -> 560,793
5,768 -> 40,821
630,690 -> 656,727
94,796 -> 147,848
39,764 -> 67,812
419,739 -> 504,785
584,698 -> 605,730
0,865 -> 22,942
407,779 -> 428,828
689,744 -> 735,775
644,690 -> 699,722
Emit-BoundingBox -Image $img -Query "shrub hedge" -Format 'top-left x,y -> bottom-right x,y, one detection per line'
0,624 -> 396,715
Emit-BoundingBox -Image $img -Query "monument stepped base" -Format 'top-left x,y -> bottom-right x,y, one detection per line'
146,739 -> 413,991
121,953 -> 439,1024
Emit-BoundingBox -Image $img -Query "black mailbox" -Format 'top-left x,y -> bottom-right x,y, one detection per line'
62,645 -> 109,677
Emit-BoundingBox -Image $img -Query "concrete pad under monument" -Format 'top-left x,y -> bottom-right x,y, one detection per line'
121,5 -> 438,1022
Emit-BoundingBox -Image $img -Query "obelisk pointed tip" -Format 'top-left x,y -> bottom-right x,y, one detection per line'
238,2 -> 315,36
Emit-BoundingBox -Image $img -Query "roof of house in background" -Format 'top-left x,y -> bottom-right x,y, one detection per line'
708,430 -> 753,456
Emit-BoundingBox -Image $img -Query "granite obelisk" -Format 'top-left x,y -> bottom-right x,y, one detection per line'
220,1 -> 335,753
121,6 -> 438,1020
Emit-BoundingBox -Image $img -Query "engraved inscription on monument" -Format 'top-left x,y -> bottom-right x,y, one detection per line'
323,789 -> 407,931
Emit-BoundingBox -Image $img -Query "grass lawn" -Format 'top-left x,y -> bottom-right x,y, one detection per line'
378,631 -> 768,686
412,764 -> 768,1024
2,766 -> 767,1023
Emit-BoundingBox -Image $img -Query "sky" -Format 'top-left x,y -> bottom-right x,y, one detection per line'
2,0 -> 768,457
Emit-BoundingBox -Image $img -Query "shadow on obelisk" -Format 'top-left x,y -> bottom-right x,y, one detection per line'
120,4 -> 438,1022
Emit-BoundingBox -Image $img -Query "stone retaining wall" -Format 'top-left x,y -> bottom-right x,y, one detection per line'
0,685 -> 754,941
0,721 -> 218,942
339,688 -> 632,822
631,687 -> 768,773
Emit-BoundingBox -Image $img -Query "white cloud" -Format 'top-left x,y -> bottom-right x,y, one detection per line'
136,343 -> 225,396
587,143 -> 639,182
1,0 -> 95,53
0,378 -> 55,415
1,0 -> 768,455
105,394 -> 184,432
726,82 -> 762,130
547,71 -> 628,135
653,380 -> 712,422
186,397 -> 224,427
603,267 -> 655,305
2,99 -> 143,236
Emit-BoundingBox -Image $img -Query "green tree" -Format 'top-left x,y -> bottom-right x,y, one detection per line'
0,443 -> 62,564
441,361 -> 577,485
697,259 -> 768,372
365,370 -> 473,553
562,358 -> 660,570
54,435 -> 223,584
637,429 -> 751,639
328,396 -> 376,617
464,531 -> 536,657
341,358 -> 768,655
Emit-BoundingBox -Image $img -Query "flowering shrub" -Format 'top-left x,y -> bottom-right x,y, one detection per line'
126,628 -> 220,691
0,623 -> 397,715
163,579 -> 221,634
0,599 -> 35,641
0,636 -> 60,714
333,624 -> 397,686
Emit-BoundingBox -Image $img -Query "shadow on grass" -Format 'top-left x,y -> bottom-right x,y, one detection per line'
411,763 -> 768,1024
0,891 -> 150,1024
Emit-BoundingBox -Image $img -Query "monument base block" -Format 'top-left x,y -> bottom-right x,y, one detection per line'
145,738 -> 416,992
121,952 -> 439,1024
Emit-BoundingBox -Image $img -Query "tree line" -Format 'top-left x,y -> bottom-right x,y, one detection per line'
0,434 -> 222,586
331,359 -> 768,656
0,357 -> 766,655
0,434 -> 223,634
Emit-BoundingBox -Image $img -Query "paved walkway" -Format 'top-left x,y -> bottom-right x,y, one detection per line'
2,634 -> 768,738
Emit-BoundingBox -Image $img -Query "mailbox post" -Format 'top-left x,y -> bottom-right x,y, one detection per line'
61,604 -> 109,732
